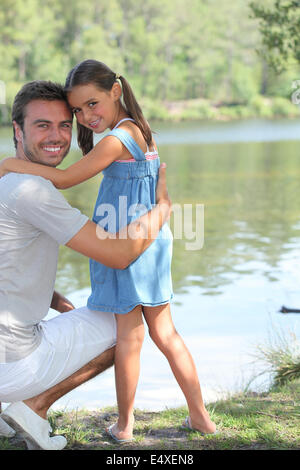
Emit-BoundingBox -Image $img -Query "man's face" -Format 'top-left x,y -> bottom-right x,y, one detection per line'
14,100 -> 73,167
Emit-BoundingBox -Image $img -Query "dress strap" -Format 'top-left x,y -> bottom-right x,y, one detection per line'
113,117 -> 135,130
107,128 -> 146,161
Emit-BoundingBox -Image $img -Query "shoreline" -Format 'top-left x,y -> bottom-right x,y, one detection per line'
2,379 -> 299,450
143,96 -> 300,122
1,96 -> 299,128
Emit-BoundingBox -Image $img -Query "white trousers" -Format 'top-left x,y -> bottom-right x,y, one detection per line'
0,307 -> 116,403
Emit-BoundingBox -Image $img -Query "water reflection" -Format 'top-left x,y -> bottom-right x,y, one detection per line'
1,120 -> 300,409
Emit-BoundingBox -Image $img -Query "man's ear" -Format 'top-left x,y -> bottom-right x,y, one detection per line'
12,120 -> 24,144
111,82 -> 122,102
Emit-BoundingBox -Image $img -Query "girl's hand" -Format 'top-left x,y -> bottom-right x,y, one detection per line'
0,157 -> 14,178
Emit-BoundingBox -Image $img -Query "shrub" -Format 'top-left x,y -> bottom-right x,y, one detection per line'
254,329 -> 300,387
250,95 -> 273,118
140,98 -> 170,121
271,97 -> 298,117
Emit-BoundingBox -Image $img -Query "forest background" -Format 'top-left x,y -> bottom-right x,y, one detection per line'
1,0 -> 300,124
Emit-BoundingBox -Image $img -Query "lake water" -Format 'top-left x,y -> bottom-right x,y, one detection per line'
1,118 -> 300,411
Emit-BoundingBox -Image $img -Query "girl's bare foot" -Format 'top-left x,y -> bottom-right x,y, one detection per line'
107,415 -> 135,441
183,410 -> 217,435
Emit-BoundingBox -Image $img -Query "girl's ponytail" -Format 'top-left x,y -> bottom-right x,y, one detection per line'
118,75 -> 153,147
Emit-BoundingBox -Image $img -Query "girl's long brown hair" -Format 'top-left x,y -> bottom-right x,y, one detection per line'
65,59 -> 152,155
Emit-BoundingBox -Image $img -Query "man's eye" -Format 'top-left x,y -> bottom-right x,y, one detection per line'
38,124 -> 48,128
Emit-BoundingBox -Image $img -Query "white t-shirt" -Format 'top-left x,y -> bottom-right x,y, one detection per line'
0,173 -> 89,363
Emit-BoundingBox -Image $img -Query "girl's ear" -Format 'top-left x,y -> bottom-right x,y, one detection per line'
111,82 -> 122,101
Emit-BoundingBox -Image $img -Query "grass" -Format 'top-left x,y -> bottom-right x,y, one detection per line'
255,333 -> 300,388
2,329 -> 300,451
2,378 -> 299,450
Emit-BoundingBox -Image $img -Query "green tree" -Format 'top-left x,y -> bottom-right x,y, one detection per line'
0,0 -> 299,124
250,0 -> 300,72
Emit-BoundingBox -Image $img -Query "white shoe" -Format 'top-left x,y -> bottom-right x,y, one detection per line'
1,402 -> 67,450
0,415 -> 16,437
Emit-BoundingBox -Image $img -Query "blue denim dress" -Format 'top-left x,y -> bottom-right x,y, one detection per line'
87,124 -> 173,314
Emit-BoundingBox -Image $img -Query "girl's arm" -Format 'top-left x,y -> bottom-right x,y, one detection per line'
0,135 -> 124,189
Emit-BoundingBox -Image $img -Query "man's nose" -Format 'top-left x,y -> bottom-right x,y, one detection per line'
48,126 -> 64,142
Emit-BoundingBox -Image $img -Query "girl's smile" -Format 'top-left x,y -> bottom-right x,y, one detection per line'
89,118 -> 102,129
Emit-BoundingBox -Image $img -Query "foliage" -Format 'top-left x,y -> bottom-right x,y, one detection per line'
271,96 -> 297,116
250,0 -> 300,73
254,328 -> 300,387
0,0 -> 300,124
249,95 -> 273,117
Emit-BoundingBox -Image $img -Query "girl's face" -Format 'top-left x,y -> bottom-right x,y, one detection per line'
67,83 -> 121,133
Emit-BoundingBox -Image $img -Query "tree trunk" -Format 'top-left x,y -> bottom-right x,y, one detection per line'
19,48 -> 26,81
260,58 -> 268,95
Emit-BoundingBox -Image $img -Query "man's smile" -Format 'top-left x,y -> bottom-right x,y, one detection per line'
41,144 -> 66,156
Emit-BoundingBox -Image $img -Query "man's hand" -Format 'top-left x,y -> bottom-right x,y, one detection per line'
155,162 -> 172,218
51,290 -> 75,313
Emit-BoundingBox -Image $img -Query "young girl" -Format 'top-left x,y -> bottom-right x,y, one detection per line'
1,60 -> 216,440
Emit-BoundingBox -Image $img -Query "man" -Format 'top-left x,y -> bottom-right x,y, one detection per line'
0,81 -> 171,450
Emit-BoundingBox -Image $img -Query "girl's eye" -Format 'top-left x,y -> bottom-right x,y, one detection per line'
88,102 -> 97,108
73,108 -> 80,114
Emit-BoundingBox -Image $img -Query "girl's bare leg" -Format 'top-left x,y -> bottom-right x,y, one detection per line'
143,304 -> 216,434
110,305 -> 144,440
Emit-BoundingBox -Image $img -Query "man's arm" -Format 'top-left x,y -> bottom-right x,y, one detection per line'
50,290 -> 75,313
66,164 -> 171,269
